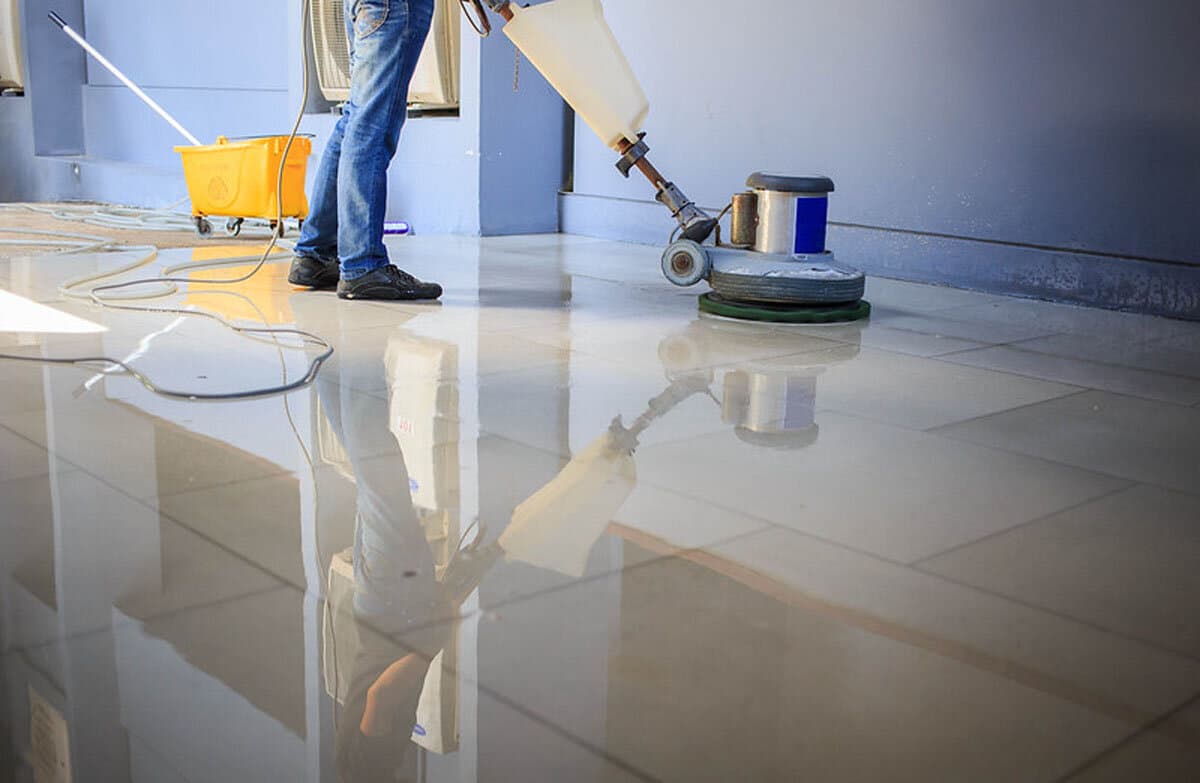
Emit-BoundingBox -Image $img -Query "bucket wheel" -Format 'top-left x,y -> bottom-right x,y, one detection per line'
269,220 -> 286,239
194,217 -> 212,238
224,218 -> 244,238
661,240 -> 711,287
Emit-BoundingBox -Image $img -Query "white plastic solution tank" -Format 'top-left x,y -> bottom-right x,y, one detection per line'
504,0 -> 649,150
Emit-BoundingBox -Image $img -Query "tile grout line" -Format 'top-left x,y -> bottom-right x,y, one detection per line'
855,315 -> 1061,345
452,542 -> 683,620
378,525 -> 772,654
921,387 -> 1094,433
626,465 -> 1200,666
739,518 -> 1200,667
930,344 -> 1200,406
0,421 -> 92,478
377,529 -> 780,680
3,583 -> 290,661
154,501 -> 313,592
634,525 -> 1198,730
929,303 -> 1200,347
149,466 -> 299,504
802,391 -> 1100,447
482,428 -> 1136,577
909,559 -> 1200,666
25,453 -> 306,596
478,431 -> 1200,665
478,430 -> 810,535
372,527 -> 808,783
927,416 -> 1200,501
1051,690 -> 1200,783
384,631 -> 664,783
17,424 -> 754,656
345,533 -> 695,653
908,483 -> 1137,568
0,415 -> 299,506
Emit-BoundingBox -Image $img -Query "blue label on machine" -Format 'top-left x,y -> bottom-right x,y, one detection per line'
793,197 -> 829,255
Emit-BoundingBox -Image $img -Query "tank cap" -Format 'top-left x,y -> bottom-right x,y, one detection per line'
746,173 -> 835,194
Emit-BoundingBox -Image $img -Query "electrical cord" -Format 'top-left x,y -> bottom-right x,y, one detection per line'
0,0 -> 332,401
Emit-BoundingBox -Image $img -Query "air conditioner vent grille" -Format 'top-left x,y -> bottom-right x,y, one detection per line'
1,0 -> 24,90
309,0 -> 458,110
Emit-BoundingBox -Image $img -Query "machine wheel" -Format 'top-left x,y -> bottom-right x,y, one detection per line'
661,240 -> 710,287
270,220 -> 286,239
224,218 -> 244,238
194,217 -> 212,238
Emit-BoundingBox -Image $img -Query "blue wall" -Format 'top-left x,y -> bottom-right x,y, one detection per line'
4,0 -> 565,234
80,0 -> 291,169
0,95 -> 77,201
562,0 -> 1200,317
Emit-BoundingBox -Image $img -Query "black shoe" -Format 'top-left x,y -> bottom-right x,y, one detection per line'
288,253 -> 340,289
337,265 -> 443,301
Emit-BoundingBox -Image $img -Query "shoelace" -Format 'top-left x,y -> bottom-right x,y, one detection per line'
382,265 -> 421,286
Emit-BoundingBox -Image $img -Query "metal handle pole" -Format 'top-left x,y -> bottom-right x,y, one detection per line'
47,11 -> 203,146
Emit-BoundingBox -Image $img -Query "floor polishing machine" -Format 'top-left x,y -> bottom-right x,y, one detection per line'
468,0 -> 870,324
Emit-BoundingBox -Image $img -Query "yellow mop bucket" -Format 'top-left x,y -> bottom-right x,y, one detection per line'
176,135 -> 313,238
47,14 -> 314,241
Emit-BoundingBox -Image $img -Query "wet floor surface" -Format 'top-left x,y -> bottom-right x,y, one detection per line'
1,234 -> 1199,782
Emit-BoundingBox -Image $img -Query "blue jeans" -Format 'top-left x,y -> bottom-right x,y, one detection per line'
295,0 -> 435,280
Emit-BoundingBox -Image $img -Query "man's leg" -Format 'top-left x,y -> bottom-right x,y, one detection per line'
289,1 -> 357,289
336,0 -> 442,301
289,110 -> 349,288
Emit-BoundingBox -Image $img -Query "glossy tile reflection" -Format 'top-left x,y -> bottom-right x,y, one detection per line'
2,235 -> 1199,781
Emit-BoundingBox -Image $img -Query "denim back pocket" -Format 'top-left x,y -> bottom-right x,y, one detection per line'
352,0 -> 389,39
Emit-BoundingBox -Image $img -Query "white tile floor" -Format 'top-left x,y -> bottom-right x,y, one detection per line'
1,234 -> 1198,782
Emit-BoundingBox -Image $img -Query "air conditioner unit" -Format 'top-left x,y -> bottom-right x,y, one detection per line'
310,0 -> 459,110
0,0 -> 24,90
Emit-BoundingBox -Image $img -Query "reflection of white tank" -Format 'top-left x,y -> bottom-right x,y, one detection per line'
500,426 -> 637,578
384,334 -> 460,519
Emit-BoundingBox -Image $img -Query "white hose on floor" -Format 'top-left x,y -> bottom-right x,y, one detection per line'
0,204 -> 298,302
0,0 -> 331,400
0,210 -> 332,399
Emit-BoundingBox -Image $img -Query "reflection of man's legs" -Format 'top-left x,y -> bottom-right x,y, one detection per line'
292,288 -> 438,630
310,323 -> 442,632
304,318 -> 449,778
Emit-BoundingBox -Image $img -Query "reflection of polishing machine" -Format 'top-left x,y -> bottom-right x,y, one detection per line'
499,320 -> 864,577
